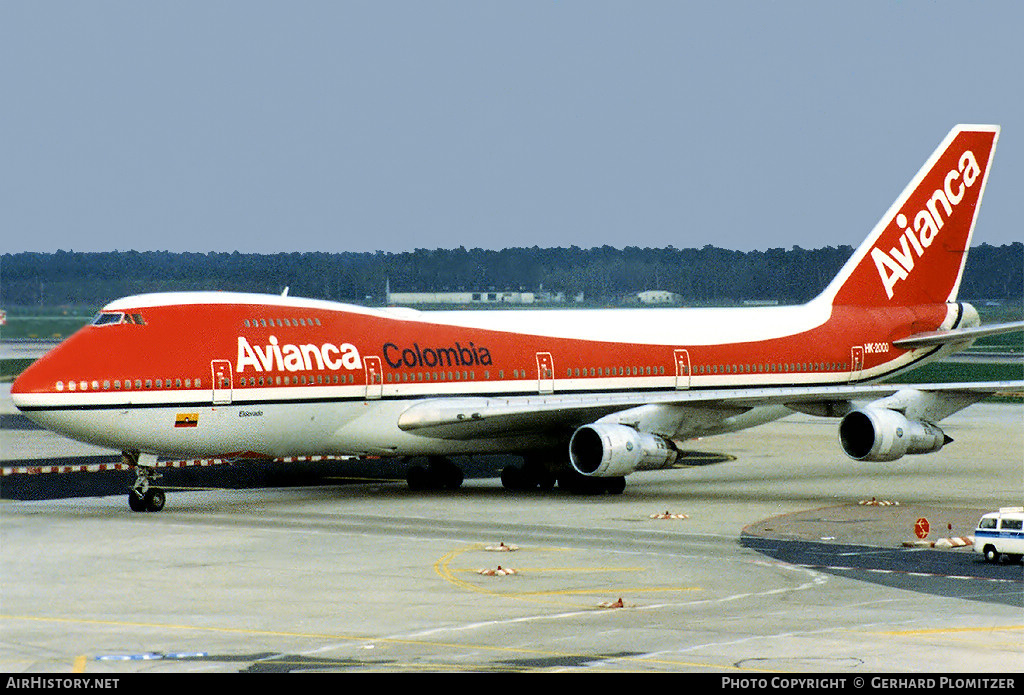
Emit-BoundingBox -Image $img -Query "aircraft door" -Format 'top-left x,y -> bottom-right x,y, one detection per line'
536,352 -> 554,394
364,355 -> 383,400
211,359 -> 233,405
674,349 -> 691,390
849,346 -> 864,382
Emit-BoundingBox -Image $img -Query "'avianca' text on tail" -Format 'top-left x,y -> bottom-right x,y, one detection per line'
11,124 -> 1023,511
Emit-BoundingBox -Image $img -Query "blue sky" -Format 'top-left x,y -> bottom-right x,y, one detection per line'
3,1 -> 1022,254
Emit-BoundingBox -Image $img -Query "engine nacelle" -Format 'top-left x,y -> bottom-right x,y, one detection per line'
838,408 -> 951,462
569,423 -> 679,477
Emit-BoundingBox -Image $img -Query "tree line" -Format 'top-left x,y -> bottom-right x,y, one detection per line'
2,242 -> 1020,307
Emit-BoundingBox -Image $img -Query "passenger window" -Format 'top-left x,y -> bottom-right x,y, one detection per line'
1003,519 -> 1023,530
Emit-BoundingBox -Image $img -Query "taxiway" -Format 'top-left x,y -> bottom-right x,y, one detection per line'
1,383 -> 1021,673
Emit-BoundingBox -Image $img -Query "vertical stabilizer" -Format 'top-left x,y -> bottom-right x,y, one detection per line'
820,125 -> 999,307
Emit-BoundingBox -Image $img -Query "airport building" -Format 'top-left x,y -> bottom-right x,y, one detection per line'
635,290 -> 683,304
387,291 -> 537,306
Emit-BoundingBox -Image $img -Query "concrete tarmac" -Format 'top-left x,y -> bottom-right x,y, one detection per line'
1,382 -> 1022,674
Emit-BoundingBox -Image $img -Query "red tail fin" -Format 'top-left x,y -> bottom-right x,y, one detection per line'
821,125 -> 999,307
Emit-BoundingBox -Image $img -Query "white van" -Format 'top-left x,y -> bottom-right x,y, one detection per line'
974,507 -> 1024,564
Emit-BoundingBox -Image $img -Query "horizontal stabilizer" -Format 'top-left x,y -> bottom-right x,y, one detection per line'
893,321 -> 1024,349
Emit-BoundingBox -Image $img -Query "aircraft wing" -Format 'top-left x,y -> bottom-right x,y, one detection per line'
892,321 -> 1024,349
396,380 -> 1024,440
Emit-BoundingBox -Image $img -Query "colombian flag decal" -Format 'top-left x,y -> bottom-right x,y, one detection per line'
175,413 -> 199,428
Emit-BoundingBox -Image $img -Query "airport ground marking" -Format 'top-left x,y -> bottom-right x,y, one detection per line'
508,586 -> 702,598
876,624 -> 1024,636
456,565 -> 647,574
0,612 -> 741,673
434,544 -> 703,609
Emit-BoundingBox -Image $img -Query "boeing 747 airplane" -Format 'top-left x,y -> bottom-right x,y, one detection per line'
11,124 -> 1023,511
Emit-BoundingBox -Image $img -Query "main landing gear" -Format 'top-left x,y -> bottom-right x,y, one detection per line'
406,456 -> 465,491
124,451 -> 166,512
500,454 -> 557,492
500,454 -> 626,495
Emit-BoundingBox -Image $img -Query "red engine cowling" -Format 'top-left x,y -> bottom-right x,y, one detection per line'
569,423 -> 679,477
839,408 -> 951,462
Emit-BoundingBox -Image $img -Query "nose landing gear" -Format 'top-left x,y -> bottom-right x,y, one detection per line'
123,451 -> 166,512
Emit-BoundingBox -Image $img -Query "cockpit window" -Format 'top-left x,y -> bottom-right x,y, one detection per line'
91,312 -> 125,326
91,312 -> 146,326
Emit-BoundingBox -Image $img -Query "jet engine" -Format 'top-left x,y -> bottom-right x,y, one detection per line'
569,423 -> 679,477
838,407 -> 951,462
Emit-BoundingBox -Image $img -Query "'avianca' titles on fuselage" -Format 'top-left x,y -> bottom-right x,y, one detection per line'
237,335 -> 363,374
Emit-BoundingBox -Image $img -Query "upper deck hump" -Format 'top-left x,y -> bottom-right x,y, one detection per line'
101,291 -> 833,346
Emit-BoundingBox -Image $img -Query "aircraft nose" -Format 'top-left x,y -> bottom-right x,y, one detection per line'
9,337 -> 77,415
10,358 -> 49,413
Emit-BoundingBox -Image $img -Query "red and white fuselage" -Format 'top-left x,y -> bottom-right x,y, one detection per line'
11,125 -> 1020,482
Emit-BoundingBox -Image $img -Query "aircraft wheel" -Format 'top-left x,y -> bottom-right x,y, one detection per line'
407,465 -> 430,491
128,492 -> 146,512
558,471 -> 605,495
407,459 -> 464,491
535,472 -> 557,491
428,457 -> 463,490
501,465 -> 529,491
145,488 -> 166,512
440,464 -> 464,490
499,465 -> 517,489
604,477 -> 627,495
